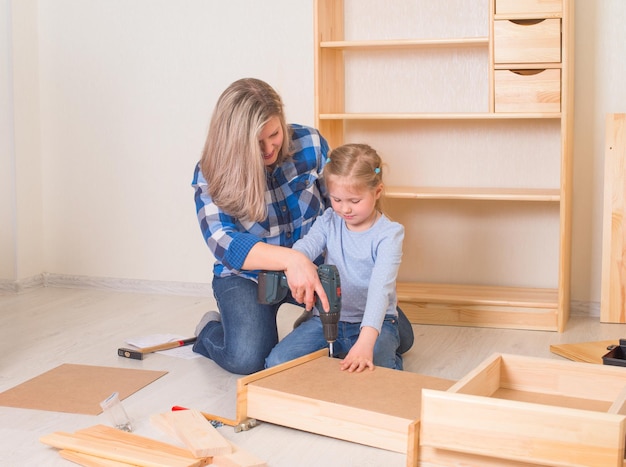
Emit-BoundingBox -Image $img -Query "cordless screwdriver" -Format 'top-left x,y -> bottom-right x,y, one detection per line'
257,264 -> 341,356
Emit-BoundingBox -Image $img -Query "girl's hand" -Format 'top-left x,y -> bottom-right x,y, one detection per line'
340,327 -> 378,372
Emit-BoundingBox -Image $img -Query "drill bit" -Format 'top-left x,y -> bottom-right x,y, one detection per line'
328,342 -> 334,357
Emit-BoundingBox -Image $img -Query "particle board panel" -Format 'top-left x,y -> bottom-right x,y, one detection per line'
601,113 -> 626,323
0,364 -> 167,415
237,351 -> 453,459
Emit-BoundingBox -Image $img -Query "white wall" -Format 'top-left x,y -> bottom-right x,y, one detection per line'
1,0 -> 44,282
571,0 -> 626,303
0,0 -> 15,280
1,0 -> 625,305
36,0 -> 314,284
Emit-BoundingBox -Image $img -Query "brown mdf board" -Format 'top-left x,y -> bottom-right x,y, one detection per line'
0,364 -> 167,415
550,339 -> 619,364
601,113 -> 626,323
237,350 -> 453,466
420,353 -> 626,467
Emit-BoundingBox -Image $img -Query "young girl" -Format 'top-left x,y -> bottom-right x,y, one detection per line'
265,143 -> 405,372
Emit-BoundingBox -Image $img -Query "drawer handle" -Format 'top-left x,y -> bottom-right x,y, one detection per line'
509,19 -> 545,26
509,69 -> 546,76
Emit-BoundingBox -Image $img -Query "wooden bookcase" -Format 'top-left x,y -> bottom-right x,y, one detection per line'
314,0 -> 574,332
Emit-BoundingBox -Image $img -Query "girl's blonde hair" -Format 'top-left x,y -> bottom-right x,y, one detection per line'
200,78 -> 291,221
324,143 -> 385,212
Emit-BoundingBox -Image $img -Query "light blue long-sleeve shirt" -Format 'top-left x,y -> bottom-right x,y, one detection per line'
292,207 -> 404,333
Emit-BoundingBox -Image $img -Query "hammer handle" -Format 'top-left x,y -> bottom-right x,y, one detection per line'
137,337 -> 197,354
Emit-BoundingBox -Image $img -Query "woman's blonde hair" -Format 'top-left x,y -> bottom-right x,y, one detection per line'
324,143 -> 385,212
200,78 -> 291,221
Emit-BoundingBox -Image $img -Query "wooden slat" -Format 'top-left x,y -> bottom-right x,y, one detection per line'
397,282 -> 557,308
40,431 -> 201,467
212,442 -> 267,467
75,424 -> 200,460
601,114 -> 626,322
320,37 -> 488,49
385,186 -> 560,202
420,389 -> 626,467
59,450 -> 134,467
318,112 -> 562,120
151,410 -> 231,458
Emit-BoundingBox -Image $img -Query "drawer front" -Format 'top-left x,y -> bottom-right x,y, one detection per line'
494,19 -> 561,63
495,0 -> 562,15
494,69 -> 561,113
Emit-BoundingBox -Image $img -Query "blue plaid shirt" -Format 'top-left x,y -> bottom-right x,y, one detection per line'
192,124 -> 330,279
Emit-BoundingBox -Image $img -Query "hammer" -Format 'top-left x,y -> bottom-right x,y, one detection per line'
172,406 -> 258,433
117,337 -> 197,360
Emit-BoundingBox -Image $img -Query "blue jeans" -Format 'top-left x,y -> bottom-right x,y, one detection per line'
265,315 -> 403,370
193,274 -> 296,375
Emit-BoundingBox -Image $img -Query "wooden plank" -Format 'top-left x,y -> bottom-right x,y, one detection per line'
385,186 -> 560,202
59,450 -> 135,467
420,388 -> 626,467
550,339 -> 618,364
447,353 -> 502,396
247,385 -> 410,452
40,431 -> 201,467
151,410 -> 231,458
212,441 -> 267,467
601,113 -> 626,323
497,354 -> 626,402
75,424 -> 201,460
397,282 -> 558,308
418,445 -> 544,467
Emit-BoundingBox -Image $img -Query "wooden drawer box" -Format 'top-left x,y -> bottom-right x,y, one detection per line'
420,353 -> 626,466
496,0 -> 562,16
237,350 -> 453,464
494,68 -> 560,113
494,19 -> 561,64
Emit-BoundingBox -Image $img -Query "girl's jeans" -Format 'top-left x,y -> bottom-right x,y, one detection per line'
265,315 -> 402,370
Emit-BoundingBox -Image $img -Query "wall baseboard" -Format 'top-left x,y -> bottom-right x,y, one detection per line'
0,273 -> 213,297
571,300 -> 601,317
0,274 -> 603,318
0,274 -> 45,293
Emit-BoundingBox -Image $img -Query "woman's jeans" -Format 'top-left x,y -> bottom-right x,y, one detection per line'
193,274 -> 286,375
265,315 -> 403,370
193,274 -> 414,375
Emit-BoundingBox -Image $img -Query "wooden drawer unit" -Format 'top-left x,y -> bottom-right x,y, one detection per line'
315,0 -> 574,332
495,68 -> 560,113
420,353 -> 626,467
495,0 -> 562,16
494,18 -> 561,64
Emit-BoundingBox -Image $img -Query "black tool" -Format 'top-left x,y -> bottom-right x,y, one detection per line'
117,337 -> 197,360
258,264 -> 341,356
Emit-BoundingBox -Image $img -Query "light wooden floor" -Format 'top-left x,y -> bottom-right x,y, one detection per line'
1,286 -> 625,466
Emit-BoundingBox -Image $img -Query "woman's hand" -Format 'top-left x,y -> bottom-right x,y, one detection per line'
242,243 -> 329,311
284,251 -> 329,312
340,327 -> 378,372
